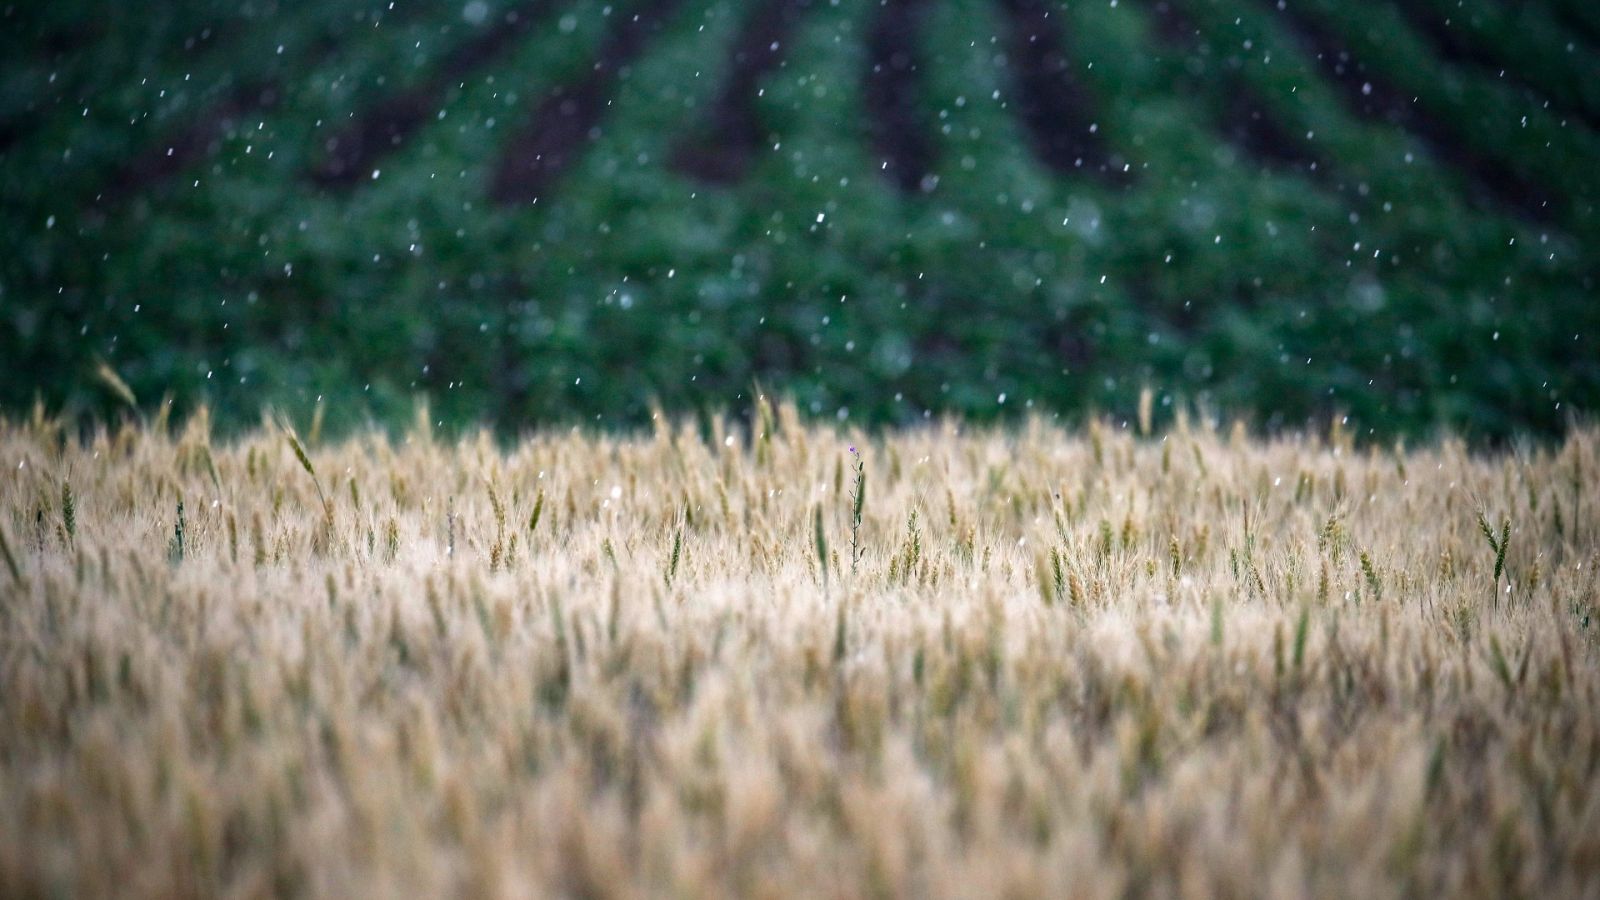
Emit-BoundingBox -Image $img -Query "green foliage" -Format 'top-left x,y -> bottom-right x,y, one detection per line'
2,0 -> 1596,439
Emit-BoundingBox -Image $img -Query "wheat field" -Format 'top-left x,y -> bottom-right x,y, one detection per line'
1,401 -> 1597,898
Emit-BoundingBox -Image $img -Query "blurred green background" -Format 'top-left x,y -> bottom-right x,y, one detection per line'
2,0 -> 1597,439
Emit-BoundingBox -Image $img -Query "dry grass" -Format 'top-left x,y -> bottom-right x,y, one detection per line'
2,400 -> 1598,898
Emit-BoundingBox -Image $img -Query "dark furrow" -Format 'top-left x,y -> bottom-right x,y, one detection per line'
0,115 -> 27,156
1218,88 -> 1320,170
1391,0 -> 1599,132
670,0 -> 815,185
1544,0 -> 1600,48
1264,0 -> 1555,221
863,0 -> 937,193
312,1 -> 557,186
83,5 -> 427,207
0,18 -> 223,157
95,79 -> 282,204
993,0 -> 1127,183
1143,0 -> 1322,173
1146,0 -> 1197,46
0,15 -> 108,74
490,0 -> 688,205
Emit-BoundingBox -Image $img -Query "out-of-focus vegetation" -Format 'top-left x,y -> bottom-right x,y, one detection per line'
2,0 -> 1596,438
3,409 -> 1599,896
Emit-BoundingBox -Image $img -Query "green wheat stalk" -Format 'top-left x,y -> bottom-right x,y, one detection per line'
848,447 -> 866,575
528,489 -> 546,536
0,520 -> 22,586
284,424 -> 330,514
61,479 -> 76,544
1476,510 -> 1509,608
168,500 -> 186,564
813,504 -> 829,593
665,516 -> 684,588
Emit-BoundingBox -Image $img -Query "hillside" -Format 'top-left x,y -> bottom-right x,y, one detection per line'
3,0 -> 1598,436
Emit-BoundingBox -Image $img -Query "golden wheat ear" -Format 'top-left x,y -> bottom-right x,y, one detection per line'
92,358 -> 139,417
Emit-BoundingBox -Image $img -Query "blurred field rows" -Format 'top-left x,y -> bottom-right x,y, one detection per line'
4,0 -> 1597,435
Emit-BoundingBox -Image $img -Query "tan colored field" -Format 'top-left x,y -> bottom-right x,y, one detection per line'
1,402 -> 1598,898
